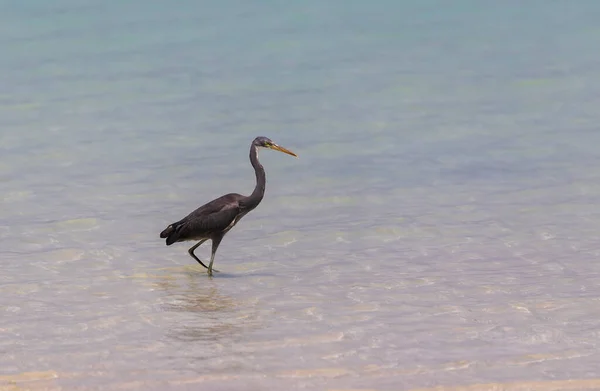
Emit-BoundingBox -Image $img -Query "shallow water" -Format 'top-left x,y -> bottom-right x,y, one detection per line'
3,1 -> 600,390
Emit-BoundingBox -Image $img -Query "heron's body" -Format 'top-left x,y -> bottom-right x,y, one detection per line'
160,137 -> 297,276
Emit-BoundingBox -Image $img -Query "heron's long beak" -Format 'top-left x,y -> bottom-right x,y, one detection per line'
270,144 -> 298,157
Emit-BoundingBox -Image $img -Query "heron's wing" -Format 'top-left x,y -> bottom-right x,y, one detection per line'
185,193 -> 243,218
161,193 -> 245,244
181,203 -> 241,234
167,194 -> 242,241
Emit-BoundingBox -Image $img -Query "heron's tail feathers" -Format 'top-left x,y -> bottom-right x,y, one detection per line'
160,224 -> 182,245
160,225 -> 174,238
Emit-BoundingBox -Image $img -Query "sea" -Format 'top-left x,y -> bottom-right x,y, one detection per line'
2,1 -> 600,390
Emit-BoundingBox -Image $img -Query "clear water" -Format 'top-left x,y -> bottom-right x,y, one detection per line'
3,1 -> 600,390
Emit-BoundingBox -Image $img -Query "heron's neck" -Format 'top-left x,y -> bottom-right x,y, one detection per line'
245,144 -> 266,208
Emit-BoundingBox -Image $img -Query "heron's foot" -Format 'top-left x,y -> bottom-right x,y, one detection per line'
207,267 -> 219,275
192,258 -> 217,272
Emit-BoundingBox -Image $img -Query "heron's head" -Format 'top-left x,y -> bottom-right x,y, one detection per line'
253,136 -> 298,157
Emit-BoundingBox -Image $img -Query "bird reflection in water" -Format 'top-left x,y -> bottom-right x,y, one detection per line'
157,278 -> 261,343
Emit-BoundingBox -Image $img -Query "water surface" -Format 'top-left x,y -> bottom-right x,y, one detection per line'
2,1 -> 600,390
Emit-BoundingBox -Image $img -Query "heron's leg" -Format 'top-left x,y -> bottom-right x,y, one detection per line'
188,239 -> 209,269
188,239 -> 220,273
207,235 -> 224,276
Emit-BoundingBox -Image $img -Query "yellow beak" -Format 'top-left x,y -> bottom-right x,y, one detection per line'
269,143 -> 298,157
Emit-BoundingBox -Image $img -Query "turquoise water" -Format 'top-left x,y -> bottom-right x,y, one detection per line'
3,1 -> 600,390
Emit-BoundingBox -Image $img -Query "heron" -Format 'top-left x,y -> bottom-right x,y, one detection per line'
160,136 -> 298,276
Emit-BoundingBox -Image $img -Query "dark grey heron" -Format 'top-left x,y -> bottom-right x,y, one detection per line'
160,136 -> 298,276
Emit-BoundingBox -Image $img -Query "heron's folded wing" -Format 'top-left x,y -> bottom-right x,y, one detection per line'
176,204 -> 241,239
184,193 -> 242,218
